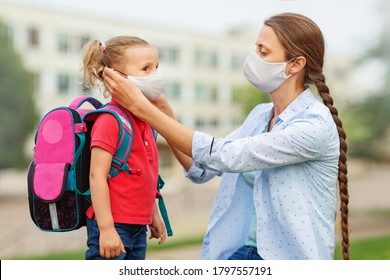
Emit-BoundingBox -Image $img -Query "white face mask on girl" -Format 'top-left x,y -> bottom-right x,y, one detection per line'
242,50 -> 293,94
127,70 -> 165,101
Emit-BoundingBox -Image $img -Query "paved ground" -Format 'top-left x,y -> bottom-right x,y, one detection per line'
1,159 -> 390,260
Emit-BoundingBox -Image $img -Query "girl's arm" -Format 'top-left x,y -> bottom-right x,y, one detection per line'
103,67 -> 194,158
148,202 -> 167,245
89,146 -> 125,259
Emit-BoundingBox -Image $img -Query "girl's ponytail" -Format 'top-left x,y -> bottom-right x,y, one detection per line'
81,40 -> 104,90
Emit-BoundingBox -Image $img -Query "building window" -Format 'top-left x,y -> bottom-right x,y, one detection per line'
210,118 -> 219,129
158,46 -> 180,64
28,27 -> 39,48
58,34 -> 70,53
209,51 -> 218,69
157,148 -> 173,170
165,82 -> 181,101
194,84 -> 206,103
194,49 -> 205,66
80,35 -> 90,50
209,85 -> 218,103
231,53 -> 246,70
195,118 -> 205,130
57,74 -> 70,95
195,83 -> 219,103
30,72 -> 40,95
194,48 -> 219,68
58,33 -> 91,54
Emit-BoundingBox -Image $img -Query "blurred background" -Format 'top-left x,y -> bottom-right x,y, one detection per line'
0,0 -> 389,260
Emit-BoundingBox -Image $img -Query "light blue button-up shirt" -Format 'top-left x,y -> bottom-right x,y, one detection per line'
185,88 -> 339,260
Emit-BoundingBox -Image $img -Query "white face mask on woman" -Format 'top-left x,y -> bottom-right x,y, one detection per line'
126,71 -> 165,101
242,50 -> 293,94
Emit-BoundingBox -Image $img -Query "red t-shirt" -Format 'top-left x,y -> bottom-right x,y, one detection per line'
86,101 -> 159,225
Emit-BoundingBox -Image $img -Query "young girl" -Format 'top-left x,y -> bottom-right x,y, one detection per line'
103,13 -> 350,260
81,36 -> 166,260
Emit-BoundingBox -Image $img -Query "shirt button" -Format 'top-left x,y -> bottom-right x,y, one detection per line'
145,141 -> 148,146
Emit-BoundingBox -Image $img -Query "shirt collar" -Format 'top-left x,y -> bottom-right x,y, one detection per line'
275,88 -> 318,124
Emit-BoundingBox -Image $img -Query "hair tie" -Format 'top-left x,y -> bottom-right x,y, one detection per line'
99,42 -> 106,52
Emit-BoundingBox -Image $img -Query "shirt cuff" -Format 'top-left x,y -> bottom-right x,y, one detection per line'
183,161 -> 206,181
192,131 -> 214,165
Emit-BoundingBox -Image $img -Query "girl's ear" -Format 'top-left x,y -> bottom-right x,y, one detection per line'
289,56 -> 306,75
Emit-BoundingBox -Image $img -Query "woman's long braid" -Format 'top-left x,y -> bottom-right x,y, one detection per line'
315,73 -> 350,260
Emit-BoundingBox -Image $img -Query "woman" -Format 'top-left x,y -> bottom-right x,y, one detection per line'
103,13 -> 349,260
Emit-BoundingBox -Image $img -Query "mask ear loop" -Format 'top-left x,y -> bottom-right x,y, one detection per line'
112,68 -> 128,78
285,57 -> 297,78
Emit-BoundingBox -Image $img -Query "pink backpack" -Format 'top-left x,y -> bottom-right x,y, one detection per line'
27,96 -> 173,235
27,96 -> 134,232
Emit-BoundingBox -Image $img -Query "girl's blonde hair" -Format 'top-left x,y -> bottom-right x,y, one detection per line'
81,35 -> 150,96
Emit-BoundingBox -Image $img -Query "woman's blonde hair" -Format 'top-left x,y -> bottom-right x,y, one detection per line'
81,35 -> 149,96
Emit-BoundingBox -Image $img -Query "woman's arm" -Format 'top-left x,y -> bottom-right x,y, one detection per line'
151,94 -> 192,170
103,67 -> 195,158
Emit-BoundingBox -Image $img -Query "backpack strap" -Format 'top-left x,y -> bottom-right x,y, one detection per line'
67,96 -> 103,198
69,96 -> 103,110
156,175 -> 173,236
152,130 -> 173,237
85,103 -> 134,179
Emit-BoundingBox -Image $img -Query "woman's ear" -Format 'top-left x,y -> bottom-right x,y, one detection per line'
289,56 -> 306,75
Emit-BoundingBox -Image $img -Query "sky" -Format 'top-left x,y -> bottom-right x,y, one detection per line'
4,0 -> 383,57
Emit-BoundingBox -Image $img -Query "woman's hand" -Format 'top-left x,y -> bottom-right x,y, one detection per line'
103,67 -> 149,117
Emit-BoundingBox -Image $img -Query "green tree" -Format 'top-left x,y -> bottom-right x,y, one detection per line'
342,0 -> 390,160
0,21 -> 39,169
233,84 -> 270,117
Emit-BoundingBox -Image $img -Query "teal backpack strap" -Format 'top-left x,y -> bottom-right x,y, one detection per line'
152,129 -> 173,236
103,104 -> 135,179
67,132 -> 91,198
84,104 -> 134,179
156,175 -> 173,236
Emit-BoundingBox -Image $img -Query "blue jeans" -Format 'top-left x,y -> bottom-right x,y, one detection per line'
85,218 -> 147,260
228,246 -> 264,260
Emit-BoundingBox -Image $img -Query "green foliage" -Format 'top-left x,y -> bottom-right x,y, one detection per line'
342,92 -> 390,160
0,21 -> 39,169
335,234 -> 390,260
232,84 -> 270,116
341,0 -> 390,161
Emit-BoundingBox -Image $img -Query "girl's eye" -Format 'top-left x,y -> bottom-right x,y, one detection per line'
143,66 -> 151,72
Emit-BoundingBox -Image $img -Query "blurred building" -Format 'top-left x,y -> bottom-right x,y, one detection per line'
0,2 -> 256,191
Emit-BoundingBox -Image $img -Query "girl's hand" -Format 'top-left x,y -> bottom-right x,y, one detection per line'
148,205 -> 167,245
99,226 -> 126,259
151,94 -> 176,119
